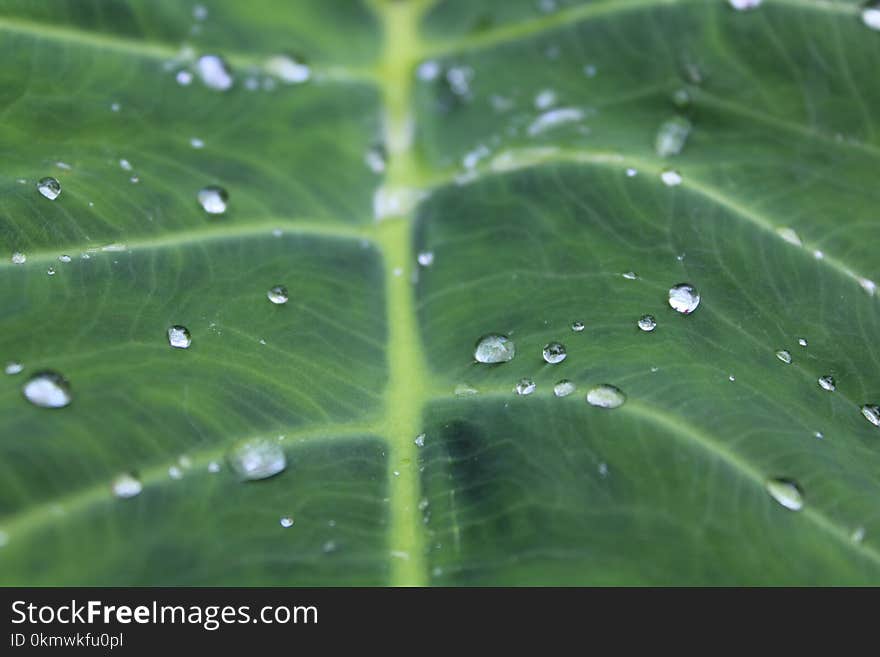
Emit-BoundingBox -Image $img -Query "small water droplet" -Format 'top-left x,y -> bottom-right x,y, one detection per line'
625,167 -> 638,177
112,473 -> 143,499
5,362 -> 23,375
728,374 -> 736,382
797,337 -> 808,347
527,107 -> 584,136
267,285 -> 289,305
637,314 -> 657,332
23,371 -> 72,408
514,378 -> 536,395
414,433 -> 426,447
586,384 -> 626,409
119,158 -> 133,171
776,227 -> 801,246
323,540 -> 337,553
660,169 -> 682,186
765,478 -> 803,511
818,375 -> 836,391
775,349 -> 792,364
553,380 -> 576,397
861,404 -> 880,427
534,89 -> 557,109
729,0 -> 762,10
862,2 -> 880,30
417,60 -> 440,81
814,430 -> 824,439
542,342 -> 567,364
474,334 -> 515,363
190,137 -> 204,149
672,88 -> 691,108
598,462 -> 609,477
655,116 -> 692,157
11,252 -> 26,265
193,4 -> 208,20
196,54 -> 233,91
571,321 -> 585,332
280,516 -> 294,528
168,465 -> 183,480
58,254 -> 71,263
454,383 -> 479,396
668,283 -> 700,314
365,144 -> 386,173
207,461 -> 221,473
265,54 -> 310,84
197,186 -> 228,215
176,69 -> 193,85
167,325 -> 192,349
37,177 -> 61,200
858,277 -> 877,296
110,102 -> 121,112
622,271 -> 639,280
229,437 -> 286,481
852,526 -> 866,543
417,251 -> 434,267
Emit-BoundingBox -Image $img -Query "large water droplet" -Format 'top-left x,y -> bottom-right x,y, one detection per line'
817,375 -> 836,392
765,478 -> 803,511
197,186 -> 228,215
542,342 -> 567,364
861,404 -> 880,427
554,380 -> 576,397
23,371 -> 72,408
196,54 -> 233,91
229,437 -> 286,481
514,378 -> 536,395
37,177 -> 61,200
637,314 -> 657,332
775,349 -> 792,364
668,283 -> 700,314
265,54 -> 310,84
267,285 -> 289,305
862,2 -> 880,30
167,325 -> 192,349
586,384 -> 626,409
474,334 -> 515,363
112,473 -> 143,499
729,0 -> 762,10
655,116 -> 692,157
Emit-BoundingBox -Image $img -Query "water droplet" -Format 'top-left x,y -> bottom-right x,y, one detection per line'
586,384 -> 626,409
112,473 -> 143,499
814,430 -> 824,440
622,271 -> 639,280
176,69 -> 193,85
197,185 -> 228,215
414,433 -> 426,447
193,4 -> 208,20
637,314 -> 657,332
229,437 -> 286,481
765,478 -> 803,511
672,88 -> 691,108
474,334 -> 515,363
598,462 -> 609,477
655,116 -> 692,157
454,383 -> 479,396
37,177 -> 61,200
861,404 -> 880,427
22,371 -> 72,408
858,277 -> 876,296
365,144 -> 386,173
196,54 -> 233,91
776,227 -> 801,246
417,60 -> 440,81
168,465 -> 183,480
417,251 -> 434,267
58,254 -> 71,263
323,540 -> 338,553
46,267 -> 56,276
110,102 -> 121,112
514,378 -> 536,395
852,526 -> 866,543
11,252 -> 26,265
553,380 -> 576,397
190,137 -> 204,149
729,0 -> 762,10
167,325 -> 192,349
728,374 -> 736,382
267,285 -> 289,305
818,375 -> 836,392
119,158 -> 133,171
527,108 -> 584,136
797,337 -> 808,347
660,169 -> 682,186
775,349 -> 792,364
571,321 -> 585,333
626,167 -> 638,177
207,461 -> 221,473
265,54 -> 310,84
5,362 -> 23,375
280,516 -> 294,528
668,283 -> 700,314
542,342 -> 567,364
534,89 -> 557,109
862,2 -> 880,30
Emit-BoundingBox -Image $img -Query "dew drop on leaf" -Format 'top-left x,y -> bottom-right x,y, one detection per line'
22,371 -> 72,408
861,404 -> 880,427
168,465 -> 183,480
553,380 -> 576,397
58,254 -> 71,263
280,516 -> 294,528
454,382 -> 479,396
196,54 -> 233,91
514,378 -> 536,395
167,325 -> 192,349
417,251 -> 434,267
414,433 -> 425,447
229,437 -> 287,481
5,362 -> 23,375
817,375 -> 836,392
638,314 -> 657,332
765,478 -> 803,511
265,54 -> 311,84
267,285 -> 289,305
660,169 -> 682,186
863,2 -> 880,30
622,271 -> 639,280
37,177 -> 61,200
668,283 -> 700,314
571,321 -> 585,332
197,186 -> 228,215
112,473 -> 143,499
176,70 -> 193,86
586,384 -> 626,409
776,227 -> 801,246
542,342 -> 567,364
797,337 -> 808,347
655,116 -> 691,157
775,349 -> 792,364
365,144 -> 387,173
11,252 -> 25,264
474,334 -> 515,363
729,0 -> 762,10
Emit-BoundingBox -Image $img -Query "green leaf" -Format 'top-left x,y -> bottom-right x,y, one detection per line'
0,0 -> 879,585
